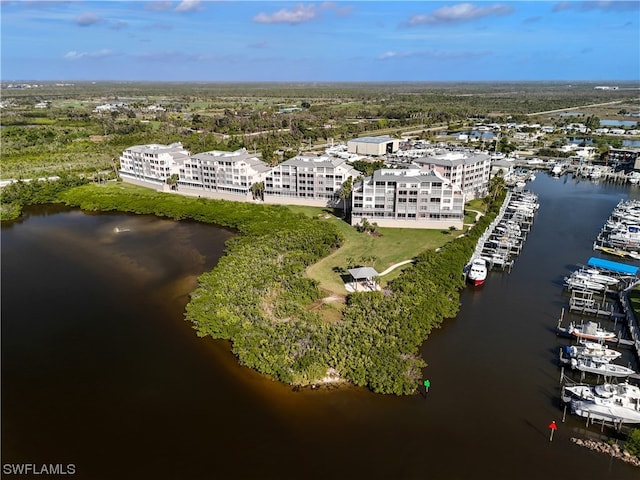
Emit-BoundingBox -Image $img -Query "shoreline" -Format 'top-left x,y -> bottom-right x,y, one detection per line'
571,437 -> 640,467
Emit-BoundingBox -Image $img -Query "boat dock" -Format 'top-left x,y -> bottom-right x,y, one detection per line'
574,165 -> 630,184
556,316 -> 636,349
567,289 -> 625,318
468,188 -> 537,274
552,192 -> 640,433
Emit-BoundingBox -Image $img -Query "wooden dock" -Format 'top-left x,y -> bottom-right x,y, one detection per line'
566,289 -> 625,318
568,302 -> 625,319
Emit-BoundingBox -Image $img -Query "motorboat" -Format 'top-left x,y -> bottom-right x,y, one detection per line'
564,341 -> 622,364
567,272 -> 613,288
563,382 -> 640,403
568,321 -> 616,342
570,398 -> 640,424
563,381 -> 640,424
570,358 -> 636,377
576,268 -> 620,286
563,276 -> 607,292
466,258 -> 487,286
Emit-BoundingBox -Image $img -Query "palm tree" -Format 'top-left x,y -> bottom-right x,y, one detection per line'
250,181 -> 265,201
166,173 -> 179,191
338,176 -> 353,218
489,171 -> 505,202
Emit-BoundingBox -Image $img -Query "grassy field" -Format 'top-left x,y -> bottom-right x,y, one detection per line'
628,286 -> 640,320
287,204 -> 478,297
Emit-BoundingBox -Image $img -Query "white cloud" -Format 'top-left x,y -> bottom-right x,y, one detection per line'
64,49 -> 117,60
404,3 -> 513,27
378,51 -> 399,60
143,1 -> 204,13
75,12 -> 101,27
377,49 -> 492,60
553,1 -> 640,12
253,4 -> 318,25
175,1 -> 203,13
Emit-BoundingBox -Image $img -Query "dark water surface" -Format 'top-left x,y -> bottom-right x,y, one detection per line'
2,176 -> 640,479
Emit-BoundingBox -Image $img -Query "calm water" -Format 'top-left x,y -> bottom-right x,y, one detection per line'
2,177 -> 640,479
601,120 -> 638,127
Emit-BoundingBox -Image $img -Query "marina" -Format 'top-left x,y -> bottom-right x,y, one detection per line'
594,199 -> 640,253
465,188 -> 538,280
556,197 -> 640,427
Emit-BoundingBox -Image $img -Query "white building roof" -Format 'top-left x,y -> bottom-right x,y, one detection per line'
349,136 -> 397,144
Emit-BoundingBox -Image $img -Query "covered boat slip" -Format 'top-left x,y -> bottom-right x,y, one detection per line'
587,257 -> 639,276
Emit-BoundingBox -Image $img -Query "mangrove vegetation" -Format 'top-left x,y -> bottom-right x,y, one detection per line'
52,181 -> 505,395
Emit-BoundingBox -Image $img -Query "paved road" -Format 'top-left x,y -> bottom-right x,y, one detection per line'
0,176 -> 60,188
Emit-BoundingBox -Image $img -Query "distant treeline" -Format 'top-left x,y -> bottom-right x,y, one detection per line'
2,82 -> 637,179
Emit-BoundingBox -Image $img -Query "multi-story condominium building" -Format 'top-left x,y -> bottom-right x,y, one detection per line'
412,151 -> 490,200
119,142 -> 190,187
347,136 -> 400,156
119,144 -> 270,200
186,149 -> 270,197
350,168 -> 465,229
264,154 -> 361,207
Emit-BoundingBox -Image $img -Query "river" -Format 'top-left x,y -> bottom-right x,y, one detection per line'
2,175 -> 640,479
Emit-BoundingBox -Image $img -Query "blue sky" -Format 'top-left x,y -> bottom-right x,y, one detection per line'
1,1 -> 639,82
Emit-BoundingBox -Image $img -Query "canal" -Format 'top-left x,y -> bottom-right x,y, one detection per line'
2,174 -> 639,479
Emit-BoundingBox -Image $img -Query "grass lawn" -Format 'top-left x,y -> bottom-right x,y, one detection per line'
628,286 -> 640,320
287,205 -> 464,297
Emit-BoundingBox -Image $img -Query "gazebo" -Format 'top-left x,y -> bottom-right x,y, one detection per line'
346,267 -> 380,292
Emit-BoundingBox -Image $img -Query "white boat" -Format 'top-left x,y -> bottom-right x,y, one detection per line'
570,398 -> 640,424
563,377 -> 640,426
564,382 -> 640,403
570,358 -> 636,377
466,258 -> 487,286
628,172 -> 640,184
564,341 -> 622,364
567,270 -> 619,289
563,276 -> 607,292
576,268 -> 620,286
568,321 -> 616,342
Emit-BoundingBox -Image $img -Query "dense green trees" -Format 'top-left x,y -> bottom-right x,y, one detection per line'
624,428 -> 640,458
49,182 -> 507,394
0,174 -> 89,220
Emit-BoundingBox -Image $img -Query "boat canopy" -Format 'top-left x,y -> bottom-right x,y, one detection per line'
587,257 -> 639,276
